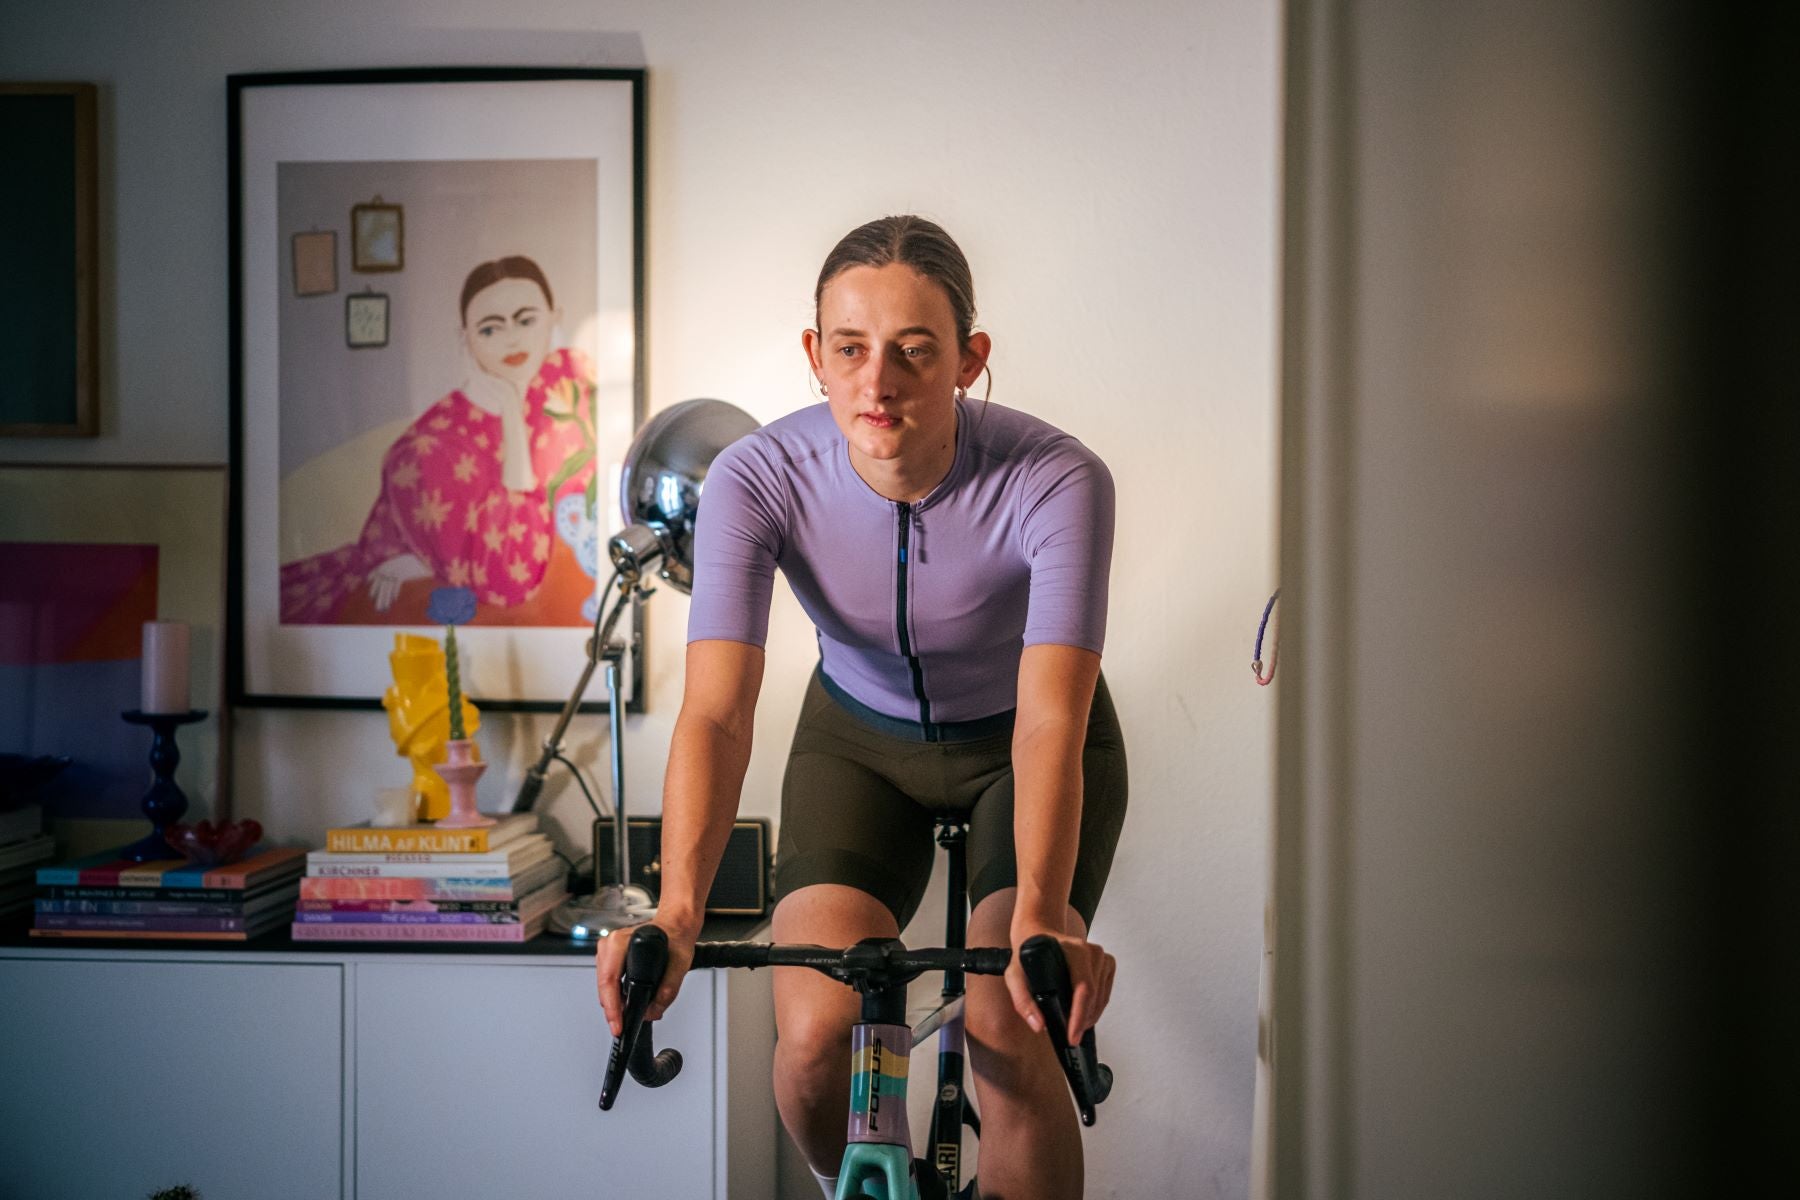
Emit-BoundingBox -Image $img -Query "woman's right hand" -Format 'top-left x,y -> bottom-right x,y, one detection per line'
595,918 -> 698,1037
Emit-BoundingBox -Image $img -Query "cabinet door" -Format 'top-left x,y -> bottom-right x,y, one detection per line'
354,961 -> 718,1198
0,958 -> 346,1200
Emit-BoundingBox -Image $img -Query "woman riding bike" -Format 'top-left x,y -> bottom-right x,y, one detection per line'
596,214 -> 1127,1199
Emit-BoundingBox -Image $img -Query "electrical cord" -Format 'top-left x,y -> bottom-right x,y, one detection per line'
1252,589 -> 1280,686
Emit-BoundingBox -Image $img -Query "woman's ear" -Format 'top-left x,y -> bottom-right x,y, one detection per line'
800,327 -> 825,377
959,330 -> 993,389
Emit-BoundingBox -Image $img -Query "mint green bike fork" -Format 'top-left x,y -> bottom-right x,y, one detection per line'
836,1143 -> 922,1200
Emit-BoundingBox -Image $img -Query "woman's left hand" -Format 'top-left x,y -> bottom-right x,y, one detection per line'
1004,924 -> 1116,1046
368,553 -> 433,611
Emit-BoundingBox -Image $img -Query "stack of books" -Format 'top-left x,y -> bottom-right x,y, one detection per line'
0,803 -> 56,918
30,844 -> 307,940
293,811 -> 568,944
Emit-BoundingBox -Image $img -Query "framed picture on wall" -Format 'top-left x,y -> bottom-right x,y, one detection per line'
228,68 -> 646,711
290,229 -> 336,296
350,198 -> 404,272
344,291 -> 389,348
0,465 -> 231,850
0,83 -> 98,437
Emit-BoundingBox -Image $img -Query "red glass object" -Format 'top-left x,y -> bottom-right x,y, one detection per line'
163,818 -> 264,866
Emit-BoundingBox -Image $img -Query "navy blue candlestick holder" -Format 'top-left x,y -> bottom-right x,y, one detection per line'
120,709 -> 208,862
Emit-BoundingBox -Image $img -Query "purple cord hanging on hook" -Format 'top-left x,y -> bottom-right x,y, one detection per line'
1252,589 -> 1280,686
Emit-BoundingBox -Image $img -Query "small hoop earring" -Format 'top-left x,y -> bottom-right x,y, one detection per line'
954,386 -> 967,402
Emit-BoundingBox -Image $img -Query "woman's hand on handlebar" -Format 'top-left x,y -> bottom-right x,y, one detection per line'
1006,923 -> 1115,1045
594,914 -> 698,1036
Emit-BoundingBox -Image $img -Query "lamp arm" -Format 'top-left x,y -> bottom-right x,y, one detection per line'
511,570 -> 634,813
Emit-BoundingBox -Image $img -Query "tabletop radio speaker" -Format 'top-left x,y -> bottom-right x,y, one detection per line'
591,816 -> 771,916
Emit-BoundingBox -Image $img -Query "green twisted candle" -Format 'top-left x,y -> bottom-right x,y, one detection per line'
428,588 -> 478,745
444,624 -> 466,742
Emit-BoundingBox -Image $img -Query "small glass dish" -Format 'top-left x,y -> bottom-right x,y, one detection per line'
163,818 -> 263,866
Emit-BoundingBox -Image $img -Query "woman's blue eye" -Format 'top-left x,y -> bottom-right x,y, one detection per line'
479,326 -> 498,338
519,315 -> 536,327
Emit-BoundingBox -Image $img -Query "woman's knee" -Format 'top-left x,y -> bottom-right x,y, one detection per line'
963,978 -> 1055,1096
776,992 -> 859,1076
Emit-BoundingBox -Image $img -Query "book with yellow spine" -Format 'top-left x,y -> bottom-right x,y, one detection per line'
323,811 -> 537,854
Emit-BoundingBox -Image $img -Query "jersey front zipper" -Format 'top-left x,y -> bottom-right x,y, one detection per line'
895,502 -> 937,739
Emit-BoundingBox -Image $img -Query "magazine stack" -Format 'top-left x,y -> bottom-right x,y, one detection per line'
293,811 -> 567,944
30,844 -> 306,940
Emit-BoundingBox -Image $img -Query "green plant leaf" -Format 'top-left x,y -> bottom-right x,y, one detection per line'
544,449 -> 594,519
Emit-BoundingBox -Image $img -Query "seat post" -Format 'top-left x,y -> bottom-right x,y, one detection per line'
935,818 -> 969,994
928,818 -> 976,1194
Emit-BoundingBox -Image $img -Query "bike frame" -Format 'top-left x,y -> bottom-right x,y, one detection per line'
837,818 -> 977,1200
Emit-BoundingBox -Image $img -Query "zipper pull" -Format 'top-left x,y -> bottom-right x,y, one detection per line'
897,502 -> 910,564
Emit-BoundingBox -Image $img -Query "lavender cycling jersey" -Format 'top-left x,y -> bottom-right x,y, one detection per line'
687,394 -> 1114,730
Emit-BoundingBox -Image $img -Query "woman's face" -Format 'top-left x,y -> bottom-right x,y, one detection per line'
463,277 -> 556,389
803,264 -> 990,468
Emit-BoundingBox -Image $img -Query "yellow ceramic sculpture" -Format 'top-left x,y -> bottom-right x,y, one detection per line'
381,632 -> 481,820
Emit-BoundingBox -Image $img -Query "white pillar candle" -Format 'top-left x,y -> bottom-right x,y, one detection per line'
141,620 -> 191,714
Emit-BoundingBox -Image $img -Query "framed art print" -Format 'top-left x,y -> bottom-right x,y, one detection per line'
0,465 -> 230,845
345,291 -> 388,348
229,68 -> 645,710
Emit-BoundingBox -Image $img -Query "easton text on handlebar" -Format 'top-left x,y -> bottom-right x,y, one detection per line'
600,927 -> 1114,1124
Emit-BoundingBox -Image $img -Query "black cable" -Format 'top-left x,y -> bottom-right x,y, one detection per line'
553,749 -> 612,820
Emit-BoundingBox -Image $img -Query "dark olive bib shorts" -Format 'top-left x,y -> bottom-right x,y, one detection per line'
774,668 -> 1128,931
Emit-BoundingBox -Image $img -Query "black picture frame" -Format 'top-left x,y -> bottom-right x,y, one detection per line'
228,68 -> 646,713
0,82 -> 99,437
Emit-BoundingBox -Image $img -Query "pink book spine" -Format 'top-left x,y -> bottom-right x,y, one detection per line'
289,921 -> 530,942
296,899 -> 513,913
299,878 -> 511,901
294,911 -> 515,925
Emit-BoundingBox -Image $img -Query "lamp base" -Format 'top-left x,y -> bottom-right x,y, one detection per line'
548,884 -> 657,941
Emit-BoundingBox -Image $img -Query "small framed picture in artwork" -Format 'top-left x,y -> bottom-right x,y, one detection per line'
350,199 -> 403,271
345,292 -> 389,348
291,230 -> 336,296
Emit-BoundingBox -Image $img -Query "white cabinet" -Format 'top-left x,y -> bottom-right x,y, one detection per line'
0,958 -> 345,1200
0,947 -> 775,1200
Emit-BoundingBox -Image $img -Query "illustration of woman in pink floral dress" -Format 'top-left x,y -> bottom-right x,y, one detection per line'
281,256 -> 603,626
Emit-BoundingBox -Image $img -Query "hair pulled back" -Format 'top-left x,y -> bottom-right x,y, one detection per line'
459,255 -> 555,324
814,216 -> 978,350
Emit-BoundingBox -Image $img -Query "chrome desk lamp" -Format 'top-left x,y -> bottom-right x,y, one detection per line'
513,399 -> 761,940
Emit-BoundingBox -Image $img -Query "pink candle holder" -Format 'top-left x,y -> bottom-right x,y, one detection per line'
433,738 -> 494,828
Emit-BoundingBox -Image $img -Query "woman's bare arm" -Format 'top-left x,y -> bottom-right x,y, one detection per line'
596,638 -> 763,1033
1005,643 -> 1116,1041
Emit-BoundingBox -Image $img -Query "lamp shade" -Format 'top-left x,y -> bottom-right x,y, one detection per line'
610,398 -> 760,593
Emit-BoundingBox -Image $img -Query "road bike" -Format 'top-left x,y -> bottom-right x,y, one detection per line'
600,819 -> 1113,1199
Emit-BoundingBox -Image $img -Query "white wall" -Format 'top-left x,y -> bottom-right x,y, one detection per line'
2,2 -> 1280,1195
